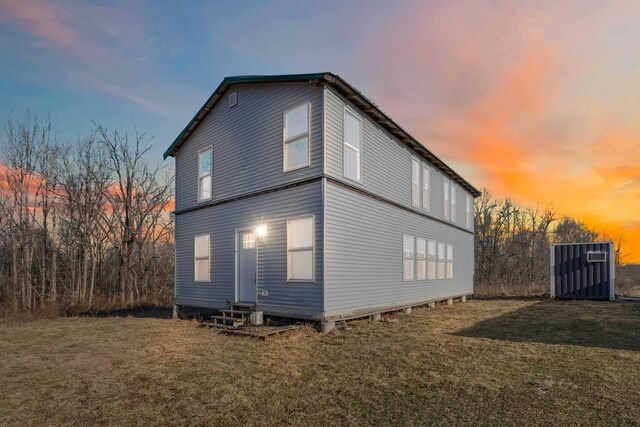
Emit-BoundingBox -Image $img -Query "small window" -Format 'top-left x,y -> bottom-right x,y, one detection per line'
446,244 -> 453,279
403,235 -> 415,281
587,251 -> 607,262
427,240 -> 436,280
284,103 -> 310,172
344,110 -> 362,181
417,237 -> 426,280
466,195 -> 472,229
242,233 -> 255,249
437,242 -> 445,279
194,234 -> 210,282
198,147 -> 212,201
451,184 -> 457,223
228,91 -> 237,108
287,216 -> 314,281
422,166 -> 430,211
411,159 -> 420,207
443,178 -> 450,220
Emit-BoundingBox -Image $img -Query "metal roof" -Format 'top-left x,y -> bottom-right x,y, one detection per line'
163,72 -> 481,197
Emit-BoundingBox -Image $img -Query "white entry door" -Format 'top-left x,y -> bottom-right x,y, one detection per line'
237,231 -> 257,303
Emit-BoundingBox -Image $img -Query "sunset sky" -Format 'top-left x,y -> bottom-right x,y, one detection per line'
0,0 -> 639,262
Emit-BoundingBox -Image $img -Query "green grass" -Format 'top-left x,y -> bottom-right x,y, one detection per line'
1,299 -> 639,426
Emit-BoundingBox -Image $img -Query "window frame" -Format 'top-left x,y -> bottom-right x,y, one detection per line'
451,183 -> 457,223
446,244 -> 453,279
443,177 -> 450,220
283,102 -> 311,173
343,107 -> 362,182
194,233 -> 210,282
422,165 -> 430,211
437,242 -> 445,279
197,146 -> 213,203
286,215 -> 315,282
416,237 -> 426,281
411,158 -> 420,208
427,240 -> 436,280
466,195 -> 472,229
403,234 -> 415,281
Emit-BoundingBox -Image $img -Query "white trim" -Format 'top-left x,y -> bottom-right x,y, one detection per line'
286,215 -> 315,282
197,146 -> 213,203
283,102 -> 311,173
343,107 -> 362,182
194,233 -> 210,282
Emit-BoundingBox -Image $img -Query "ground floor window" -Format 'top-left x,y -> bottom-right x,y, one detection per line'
287,216 -> 314,281
194,234 -> 210,282
437,242 -> 445,279
417,238 -> 426,280
446,244 -> 453,279
403,235 -> 415,281
427,240 -> 436,280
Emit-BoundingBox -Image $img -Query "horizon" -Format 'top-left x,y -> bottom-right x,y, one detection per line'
1,0 -> 638,262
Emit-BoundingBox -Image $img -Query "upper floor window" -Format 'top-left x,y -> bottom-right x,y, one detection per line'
194,234 -> 210,282
198,147 -> 212,201
443,178 -> 450,220
466,195 -> 473,229
451,184 -> 457,223
284,103 -> 310,172
422,166 -> 430,211
411,159 -> 420,207
287,216 -> 314,281
343,110 -> 362,181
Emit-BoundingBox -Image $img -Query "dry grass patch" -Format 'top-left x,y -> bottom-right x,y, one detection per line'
1,299 -> 639,426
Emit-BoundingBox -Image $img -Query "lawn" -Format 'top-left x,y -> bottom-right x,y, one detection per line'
1,299 -> 639,426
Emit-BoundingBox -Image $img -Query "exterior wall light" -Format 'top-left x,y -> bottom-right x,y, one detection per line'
255,224 -> 268,238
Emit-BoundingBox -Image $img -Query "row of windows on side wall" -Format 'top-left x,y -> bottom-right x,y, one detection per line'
403,235 -> 453,281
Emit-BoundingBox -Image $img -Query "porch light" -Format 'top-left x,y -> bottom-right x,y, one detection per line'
255,224 -> 268,238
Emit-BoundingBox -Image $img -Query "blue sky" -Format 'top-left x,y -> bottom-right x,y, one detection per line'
1,0 -> 640,260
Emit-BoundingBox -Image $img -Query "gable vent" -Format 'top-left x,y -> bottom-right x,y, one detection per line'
228,91 -> 237,108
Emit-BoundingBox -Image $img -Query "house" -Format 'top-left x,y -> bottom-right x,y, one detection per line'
164,72 -> 480,331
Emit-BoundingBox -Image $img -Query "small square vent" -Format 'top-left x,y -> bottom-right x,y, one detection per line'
587,251 -> 607,262
228,91 -> 237,108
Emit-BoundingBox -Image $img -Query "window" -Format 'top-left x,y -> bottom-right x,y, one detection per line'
194,234 -> 210,282
417,238 -> 426,280
403,235 -> 415,281
422,166 -> 430,211
284,103 -> 310,171
466,195 -> 473,229
587,251 -> 607,262
443,178 -> 450,220
427,240 -> 436,280
287,216 -> 314,281
242,233 -> 255,249
446,244 -> 453,278
344,110 -> 362,181
412,159 -> 420,207
198,148 -> 212,201
437,242 -> 445,279
451,184 -> 457,223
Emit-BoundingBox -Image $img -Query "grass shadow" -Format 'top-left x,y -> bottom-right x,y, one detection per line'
454,299 -> 640,351
78,304 -> 173,319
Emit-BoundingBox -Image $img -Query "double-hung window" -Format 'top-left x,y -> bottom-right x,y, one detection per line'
403,235 -> 415,281
446,244 -> 453,279
466,195 -> 473,229
422,166 -> 430,211
198,147 -> 212,201
451,184 -> 457,222
287,216 -> 314,281
416,238 -> 426,280
437,242 -> 445,279
194,234 -> 210,282
443,178 -> 450,220
344,110 -> 362,181
284,103 -> 310,172
411,159 -> 420,207
427,240 -> 436,280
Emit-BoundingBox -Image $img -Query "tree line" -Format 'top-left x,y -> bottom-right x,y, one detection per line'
0,115 -> 174,314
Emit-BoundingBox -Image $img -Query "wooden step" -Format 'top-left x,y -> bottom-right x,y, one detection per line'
221,309 -> 251,318
231,302 -> 256,310
209,315 -> 246,326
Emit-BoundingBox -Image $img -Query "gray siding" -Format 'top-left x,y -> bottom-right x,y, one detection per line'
175,181 -> 323,317
175,82 -> 323,212
324,181 -> 473,317
324,86 -> 473,232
